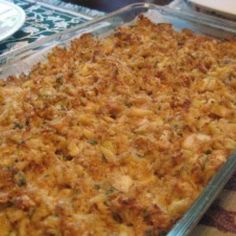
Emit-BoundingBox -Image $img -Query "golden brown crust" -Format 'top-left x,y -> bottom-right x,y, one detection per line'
0,16 -> 236,235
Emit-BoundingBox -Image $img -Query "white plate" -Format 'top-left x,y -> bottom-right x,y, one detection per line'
0,0 -> 26,42
188,0 -> 236,19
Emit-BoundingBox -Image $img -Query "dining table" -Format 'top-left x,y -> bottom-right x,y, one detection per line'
0,0 -> 236,235
64,0 -> 172,12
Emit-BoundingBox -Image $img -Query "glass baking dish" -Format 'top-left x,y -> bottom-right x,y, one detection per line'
1,3 -> 236,235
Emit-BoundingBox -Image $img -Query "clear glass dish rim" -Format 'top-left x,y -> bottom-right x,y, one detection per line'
1,2 -> 236,65
1,3 -> 236,236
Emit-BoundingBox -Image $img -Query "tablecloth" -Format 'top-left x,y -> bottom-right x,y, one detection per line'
1,0 -> 236,235
191,172 -> 236,235
0,0 -> 104,55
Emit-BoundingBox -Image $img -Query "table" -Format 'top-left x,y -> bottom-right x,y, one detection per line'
64,0 -> 172,12
1,1 -> 236,235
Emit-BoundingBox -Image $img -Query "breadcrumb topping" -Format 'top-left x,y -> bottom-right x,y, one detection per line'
0,16 -> 236,236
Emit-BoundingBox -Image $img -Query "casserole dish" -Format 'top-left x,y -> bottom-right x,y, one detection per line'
0,3 -> 236,235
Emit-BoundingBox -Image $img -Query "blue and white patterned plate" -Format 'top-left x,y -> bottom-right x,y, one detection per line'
0,0 -> 25,41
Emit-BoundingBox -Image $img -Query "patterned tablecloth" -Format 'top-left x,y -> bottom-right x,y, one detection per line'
1,0 -> 236,235
191,172 -> 236,236
0,0 -> 104,55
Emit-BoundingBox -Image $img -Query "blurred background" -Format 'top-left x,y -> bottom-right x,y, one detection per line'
64,0 -> 173,12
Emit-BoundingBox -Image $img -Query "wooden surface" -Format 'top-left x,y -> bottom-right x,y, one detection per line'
64,0 -> 172,12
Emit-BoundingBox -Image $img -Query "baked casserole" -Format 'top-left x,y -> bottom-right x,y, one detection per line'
0,16 -> 236,235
